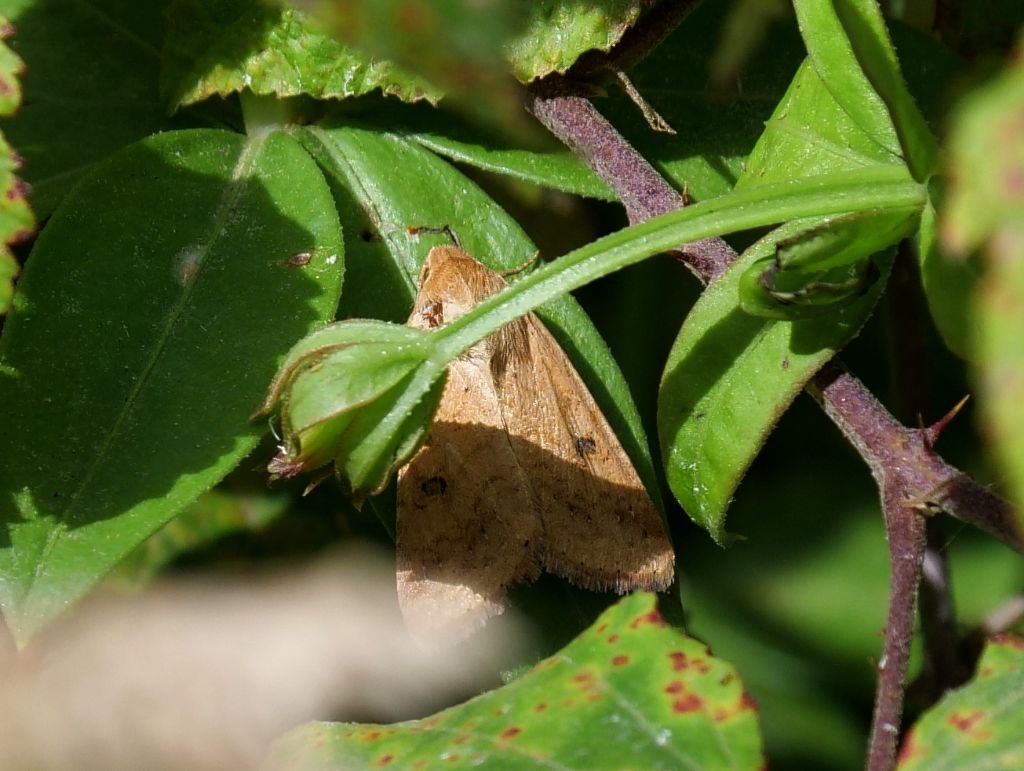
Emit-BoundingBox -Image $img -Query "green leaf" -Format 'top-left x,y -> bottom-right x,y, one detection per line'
913,187 -> 979,360
412,126 -> 614,201
267,592 -> 764,770
0,15 -> 31,315
829,0 -> 937,179
0,128 -> 344,643
0,0 -> 184,218
792,0 -> 902,164
293,123 -> 662,505
658,214 -> 909,543
508,0 -> 645,82
161,0 -> 441,113
898,635 -> 1024,769
738,58 -> 904,189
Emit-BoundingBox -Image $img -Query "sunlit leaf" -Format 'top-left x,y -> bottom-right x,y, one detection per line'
267,593 -> 764,770
898,635 -> 1024,769
162,0 -> 441,113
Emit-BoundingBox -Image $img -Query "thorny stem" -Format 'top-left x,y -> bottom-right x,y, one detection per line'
885,248 -> 968,702
526,22 -> 1023,771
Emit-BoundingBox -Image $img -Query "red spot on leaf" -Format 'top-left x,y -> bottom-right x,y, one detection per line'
376,754 -> 394,766
897,730 -> 922,763
713,707 -> 730,722
629,609 -> 668,628
563,697 -> 576,708
672,693 -> 703,713
740,692 -> 759,711
534,702 -> 548,712
612,654 -> 629,667
500,727 -> 522,740
948,710 -> 985,733
364,730 -> 382,741
453,735 -> 470,745
596,623 -> 608,633
607,634 -> 620,644
668,651 -> 688,670
445,752 -> 460,762
573,671 -> 594,683
665,681 -> 683,693
720,673 -> 735,687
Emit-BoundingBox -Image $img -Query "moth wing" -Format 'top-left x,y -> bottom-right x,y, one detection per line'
495,314 -> 674,593
396,355 -> 542,644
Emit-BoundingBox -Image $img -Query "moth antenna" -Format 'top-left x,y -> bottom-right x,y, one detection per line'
407,224 -> 463,249
500,250 -> 540,278
267,417 -> 282,443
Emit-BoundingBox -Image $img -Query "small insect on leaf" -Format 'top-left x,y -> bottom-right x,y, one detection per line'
396,243 -> 675,644
284,251 -> 313,267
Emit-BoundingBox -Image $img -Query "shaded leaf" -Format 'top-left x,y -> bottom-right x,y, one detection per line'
0,128 -> 344,643
0,0 -> 184,217
162,0 -> 441,113
267,593 -> 764,770
898,635 -> 1024,769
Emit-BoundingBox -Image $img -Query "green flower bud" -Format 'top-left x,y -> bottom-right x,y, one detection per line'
257,320 -> 445,499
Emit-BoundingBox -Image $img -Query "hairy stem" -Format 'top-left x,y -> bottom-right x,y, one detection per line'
885,247 -> 968,702
527,91 -> 735,282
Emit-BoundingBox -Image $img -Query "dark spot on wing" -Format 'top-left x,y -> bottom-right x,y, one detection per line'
575,436 -> 597,458
421,476 -> 447,497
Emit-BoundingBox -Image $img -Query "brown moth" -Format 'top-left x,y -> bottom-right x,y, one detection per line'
396,244 -> 675,642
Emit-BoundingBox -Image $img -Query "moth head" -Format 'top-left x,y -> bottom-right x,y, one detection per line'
413,246 -> 508,328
